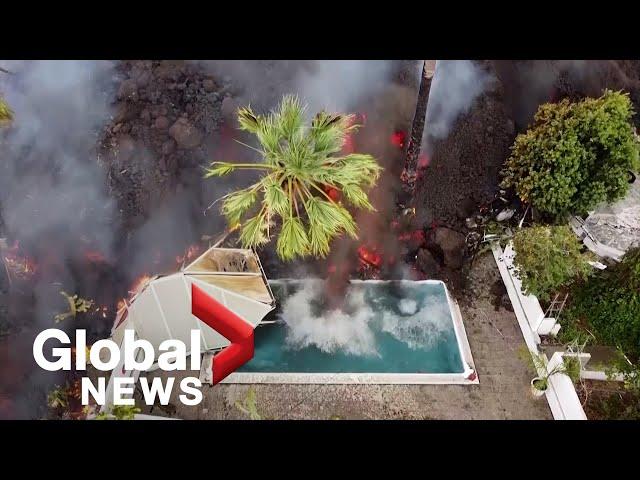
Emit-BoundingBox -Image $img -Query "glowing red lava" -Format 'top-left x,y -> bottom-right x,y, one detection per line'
417,153 -> 430,169
322,184 -> 341,202
176,244 -> 202,265
391,131 -> 406,149
397,229 -> 426,246
2,241 -> 37,278
357,245 -> 382,268
129,274 -> 152,297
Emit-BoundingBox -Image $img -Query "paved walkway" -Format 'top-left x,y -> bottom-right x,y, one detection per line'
143,253 -> 552,420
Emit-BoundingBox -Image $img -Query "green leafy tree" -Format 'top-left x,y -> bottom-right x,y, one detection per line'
567,247 -> 640,360
205,95 -> 382,261
501,90 -> 640,218
512,225 -> 593,301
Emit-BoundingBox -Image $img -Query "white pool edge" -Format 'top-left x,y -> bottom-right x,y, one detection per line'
222,279 -> 479,385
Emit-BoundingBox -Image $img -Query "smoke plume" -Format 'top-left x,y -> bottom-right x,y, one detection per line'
423,60 -> 495,145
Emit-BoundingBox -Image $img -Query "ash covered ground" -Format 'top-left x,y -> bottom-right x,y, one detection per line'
2,60 -> 640,419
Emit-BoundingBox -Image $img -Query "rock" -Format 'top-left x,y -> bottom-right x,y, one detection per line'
168,118 -> 203,149
434,227 -> 466,269
113,104 -> 139,123
496,208 -> 515,222
135,71 -> 151,88
118,79 -> 138,100
154,116 -> 170,130
505,119 -> 515,136
416,248 -> 439,275
161,139 -> 176,155
456,197 -> 476,220
202,78 -> 216,92
140,109 -> 151,123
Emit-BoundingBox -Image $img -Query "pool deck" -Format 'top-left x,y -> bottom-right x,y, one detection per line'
140,252 -> 552,420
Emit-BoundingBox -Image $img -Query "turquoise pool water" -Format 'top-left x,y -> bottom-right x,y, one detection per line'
238,280 -> 464,374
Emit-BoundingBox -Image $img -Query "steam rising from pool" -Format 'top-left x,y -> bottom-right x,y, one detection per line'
278,280 -> 452,357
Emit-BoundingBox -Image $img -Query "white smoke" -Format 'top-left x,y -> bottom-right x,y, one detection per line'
279,281 -> 379,357
197,60 -> 396,113
424,60 -> 494,141
278,280 -> 454,356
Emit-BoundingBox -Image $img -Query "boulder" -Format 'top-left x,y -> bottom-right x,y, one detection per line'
202,78 -> 216,92
434,227 -> 466,269
456,197 -> 476,220
168,118 -> 203,149
161,139 -> 176,155
416,248 -> 439,275
154,116 -> 170,130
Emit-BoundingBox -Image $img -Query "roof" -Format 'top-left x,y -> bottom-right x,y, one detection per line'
111,246 -> 275,353
582,178 -> 640,256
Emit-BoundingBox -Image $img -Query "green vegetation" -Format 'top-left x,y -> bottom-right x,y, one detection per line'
512,225 -> 593,301
501,90 -> 640,219
0,97 -> 11,122
234,387 -> 263,420
564,247 -> 640,361
95,405 -> 141,420
519,347 -> 581,391
206,95 -> 382,261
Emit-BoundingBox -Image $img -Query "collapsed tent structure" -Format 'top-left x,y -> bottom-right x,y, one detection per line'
111,246 -> 275,353
102,247 -> 276,411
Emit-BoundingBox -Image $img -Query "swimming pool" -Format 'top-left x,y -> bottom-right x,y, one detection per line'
223,279 -> 477,384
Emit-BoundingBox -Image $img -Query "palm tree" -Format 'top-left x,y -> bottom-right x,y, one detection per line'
205,95 -> 382,261
401,60 -> 436,196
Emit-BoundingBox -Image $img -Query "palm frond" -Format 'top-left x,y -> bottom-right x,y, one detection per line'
277,216 -> 310,260
239,213 -> 270,248
263,176 -> 290,217
0,97 -> 13,122
204,162 -> 236,178
341,183 -> 375,211
221,187 -> 258,226
255,114 -> 280,157
276,95 -> 305,139
237,105 -> 259,133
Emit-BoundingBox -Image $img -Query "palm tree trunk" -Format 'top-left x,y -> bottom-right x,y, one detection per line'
401,60 -> 436,197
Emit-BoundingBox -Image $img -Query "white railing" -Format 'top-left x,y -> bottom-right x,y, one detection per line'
491,242 -> 587,420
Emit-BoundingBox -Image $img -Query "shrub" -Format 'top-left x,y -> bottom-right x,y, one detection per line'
501,90 -> 640,219
512,225 -> 593,301
567,247 -> 640,360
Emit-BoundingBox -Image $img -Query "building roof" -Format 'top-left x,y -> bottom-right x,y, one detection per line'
582,178 -> 640,256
